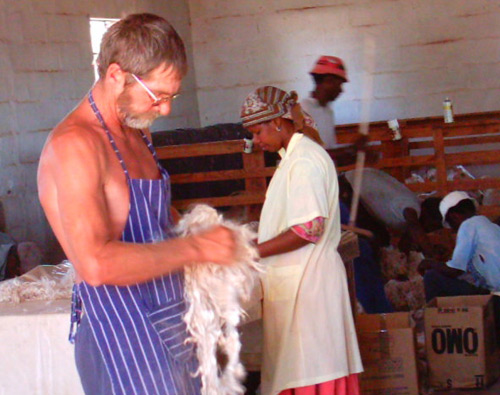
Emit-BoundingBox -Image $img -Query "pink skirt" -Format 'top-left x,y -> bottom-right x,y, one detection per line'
279,373 -> 360,395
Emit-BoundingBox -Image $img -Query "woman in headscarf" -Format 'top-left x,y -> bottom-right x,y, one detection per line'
241,86 -> 363,395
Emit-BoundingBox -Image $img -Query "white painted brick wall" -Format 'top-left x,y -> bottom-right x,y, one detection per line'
3,11 -> 25,43
24,72 -> 54,101
32,0 -> 58,14
466,63 -> 500,90
0,134 -> 19,169
19,131 -> 50,164
22,12 -> 49,43
0,103 -> 16,132
0,194 -> 28,240
0,0 -> 198,262
58,43 -> 90,71
188,0 -> 500,126
0,165 -> 24,200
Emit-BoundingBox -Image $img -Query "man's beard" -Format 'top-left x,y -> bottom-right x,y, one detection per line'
117,89 -> 160,129
122,111 -> 159,129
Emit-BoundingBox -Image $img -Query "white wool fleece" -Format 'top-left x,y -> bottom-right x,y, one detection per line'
177,205 -> 264,395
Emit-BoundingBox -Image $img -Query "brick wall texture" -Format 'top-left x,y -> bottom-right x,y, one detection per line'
187,0 -> 500,126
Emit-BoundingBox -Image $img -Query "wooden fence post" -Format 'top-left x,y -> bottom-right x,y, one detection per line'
381,137 -> 410,182
242,149 -> 267,222
433,127 -> 448,196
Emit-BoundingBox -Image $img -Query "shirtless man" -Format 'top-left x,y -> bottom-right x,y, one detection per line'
38,13 -> 235,394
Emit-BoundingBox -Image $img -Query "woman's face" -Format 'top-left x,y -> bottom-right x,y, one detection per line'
247,120 -> 283,152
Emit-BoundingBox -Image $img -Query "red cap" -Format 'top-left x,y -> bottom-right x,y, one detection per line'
310,56 -> 348,81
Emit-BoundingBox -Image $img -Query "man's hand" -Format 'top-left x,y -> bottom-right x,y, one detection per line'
353,134 -> 369,152
190,226 -> 237,265
418,257 -> 464,278
352,134 -> 379,165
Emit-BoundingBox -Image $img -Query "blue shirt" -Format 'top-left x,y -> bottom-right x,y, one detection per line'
446,215 -> 500,291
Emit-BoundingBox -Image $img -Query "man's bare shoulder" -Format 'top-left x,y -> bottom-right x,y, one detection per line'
42,107 -> 107,165
38,108 -> 111,200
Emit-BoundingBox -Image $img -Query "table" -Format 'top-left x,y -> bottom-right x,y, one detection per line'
0,299 -> 84,394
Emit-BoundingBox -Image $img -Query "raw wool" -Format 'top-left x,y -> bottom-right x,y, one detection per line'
407,250 -> 424,279
384,275 -> 426,311
0,261 -> 74,303
176,205 -> 263,395
483,187 -> 500,206
381,248 -> 426,311
380,247 -> 410,280
380,248 -> 423,280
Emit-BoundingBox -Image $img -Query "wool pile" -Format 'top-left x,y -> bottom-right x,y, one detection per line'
176,205 -> 263,395
384,275 -> 426,311
0,261 -> 74,303
381,249 -> 426,311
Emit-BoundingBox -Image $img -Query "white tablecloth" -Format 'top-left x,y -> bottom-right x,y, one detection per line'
0,299 -> 84,395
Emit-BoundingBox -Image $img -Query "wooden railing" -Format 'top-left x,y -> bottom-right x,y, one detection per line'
156,111 -> 500,221
335,111 -> 500,218
158,139 -> 269,221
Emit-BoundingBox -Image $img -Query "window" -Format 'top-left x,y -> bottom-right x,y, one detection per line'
89,18 -> 119,80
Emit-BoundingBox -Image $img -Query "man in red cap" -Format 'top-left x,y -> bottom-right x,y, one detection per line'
301,56 -> 348,150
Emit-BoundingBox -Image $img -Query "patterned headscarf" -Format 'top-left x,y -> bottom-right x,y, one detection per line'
240,86 -> 317,130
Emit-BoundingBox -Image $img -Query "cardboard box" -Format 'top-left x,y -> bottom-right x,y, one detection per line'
357,312 -> 419,395
425,295 -> 499,389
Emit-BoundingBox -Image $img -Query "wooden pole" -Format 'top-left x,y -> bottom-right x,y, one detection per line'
348,35 -> 376,229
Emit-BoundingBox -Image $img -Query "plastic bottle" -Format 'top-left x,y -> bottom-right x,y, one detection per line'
443,97 -> 454,123
243,137 -> 253,153
388,119 -> 402,141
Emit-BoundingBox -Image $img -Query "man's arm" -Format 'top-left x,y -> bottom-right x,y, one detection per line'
419,220 -> 478,279
446,220 -> 476,272
400,207 -> 436,257
418,258 -> 464,278
38,129 -> 235,287
329,134 -> 379,167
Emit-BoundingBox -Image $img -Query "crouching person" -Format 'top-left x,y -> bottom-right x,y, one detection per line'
418,191 -> 500,301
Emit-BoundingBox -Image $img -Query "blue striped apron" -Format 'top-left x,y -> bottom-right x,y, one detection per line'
69,91 -> 200,395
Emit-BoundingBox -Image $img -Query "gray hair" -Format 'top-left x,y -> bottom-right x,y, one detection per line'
97,13 -> 187,79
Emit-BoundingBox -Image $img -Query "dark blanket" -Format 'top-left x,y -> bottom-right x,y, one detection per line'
152,123 -> 277,202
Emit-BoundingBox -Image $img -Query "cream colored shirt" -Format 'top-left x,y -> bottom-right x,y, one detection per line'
258,133 -> 363,395
300,97 -> 336,149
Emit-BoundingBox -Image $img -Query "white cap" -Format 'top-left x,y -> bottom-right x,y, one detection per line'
439,191 -> 474,227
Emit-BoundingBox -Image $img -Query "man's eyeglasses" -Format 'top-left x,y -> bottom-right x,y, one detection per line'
130,74 -> 179,106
